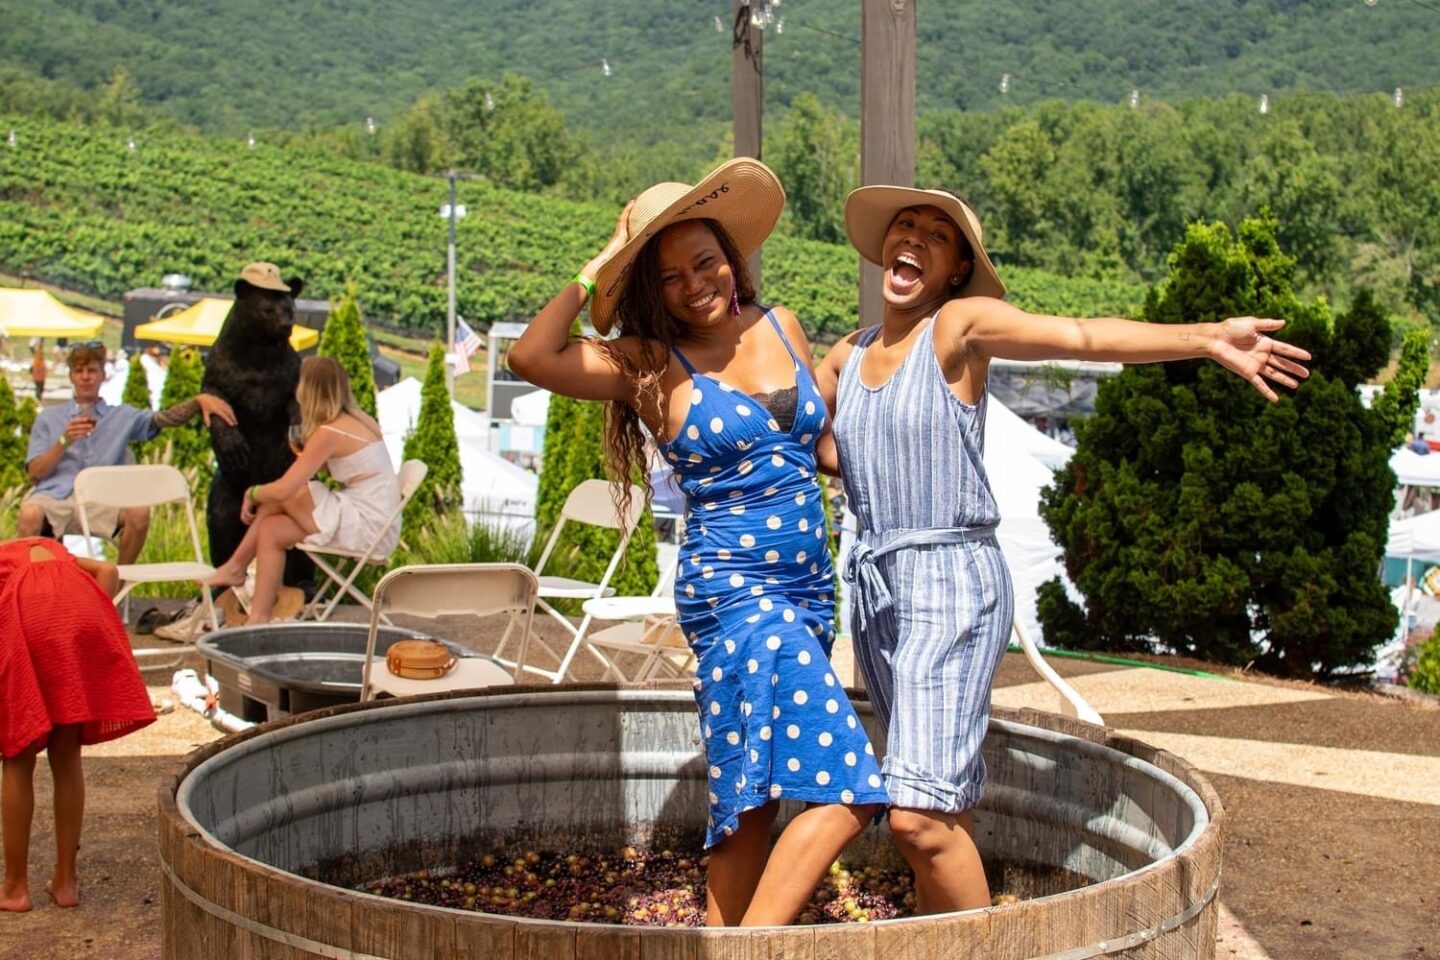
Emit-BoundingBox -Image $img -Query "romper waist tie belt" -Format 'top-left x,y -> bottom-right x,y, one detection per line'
841,523 -> 1000,636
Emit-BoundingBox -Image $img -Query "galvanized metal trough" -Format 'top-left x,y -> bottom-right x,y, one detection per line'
159,685 -> 1223,958
196,622 -> 493,722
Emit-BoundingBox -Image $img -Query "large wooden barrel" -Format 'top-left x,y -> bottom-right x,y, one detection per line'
159,685 -> 1223,958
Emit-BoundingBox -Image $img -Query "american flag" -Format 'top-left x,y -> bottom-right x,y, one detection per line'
451,317 -> 482,375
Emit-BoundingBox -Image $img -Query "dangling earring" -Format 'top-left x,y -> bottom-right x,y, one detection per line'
729,283 -> 741,317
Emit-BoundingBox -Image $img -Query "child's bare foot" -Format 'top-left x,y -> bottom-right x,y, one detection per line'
0,881 -> 31,912
201,565 -> 246,588
45,878 -> 78,908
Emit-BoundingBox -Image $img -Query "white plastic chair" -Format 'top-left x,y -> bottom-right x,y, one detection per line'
1012,618 -> 1104,726
73,464 -> 218,645
579,553 -> 691,682
298,459 -> 428,623
360,563 -> 540,701
491,479 -> 647,682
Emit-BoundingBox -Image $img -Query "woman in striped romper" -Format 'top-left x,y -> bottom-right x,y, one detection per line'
814,186 -> 1312,914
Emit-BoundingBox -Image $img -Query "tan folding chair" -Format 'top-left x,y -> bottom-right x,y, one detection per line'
491,479 -> 647,682
579,553 -> 691,681
360,563 -> 540,702
73,464 -> 219,648
298,459 -> 428,622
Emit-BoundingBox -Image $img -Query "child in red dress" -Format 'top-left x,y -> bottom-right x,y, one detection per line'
0,538 -> 156,912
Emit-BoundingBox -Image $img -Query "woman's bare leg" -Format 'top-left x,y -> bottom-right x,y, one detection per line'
888,807 -> 989,914
0,749 -> 38,912
202,501 -> 286,587
246,513 -> 310,623
704,803 -> 779,926
738,802 -> 879,926
44,725 -> 83,908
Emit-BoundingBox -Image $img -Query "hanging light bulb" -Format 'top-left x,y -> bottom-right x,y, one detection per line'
1258,94 -> 1270,115
999,73 -> 1011,94
6,128 -> 15,148
775,15 -> 785,33
246,131 -> 256,148
1394,86 -> 1405,108
365,116 -> 377,134
714,14 -> 723,32
601,58 -> 612,77
126,137 -> 137,152
1129,89 -> 1140,109
1364,0 -> 1379,6
484,91 -> 495,113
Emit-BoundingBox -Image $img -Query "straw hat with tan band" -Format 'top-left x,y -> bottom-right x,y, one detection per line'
237,261 -> 303,296
589,157 -> 786,334
844,186 -> 1006,300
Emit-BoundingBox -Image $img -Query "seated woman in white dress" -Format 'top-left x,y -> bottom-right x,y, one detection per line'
203,357 -> 400,623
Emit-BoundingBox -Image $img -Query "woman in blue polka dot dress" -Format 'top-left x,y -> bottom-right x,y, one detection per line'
510,159 -> 888,926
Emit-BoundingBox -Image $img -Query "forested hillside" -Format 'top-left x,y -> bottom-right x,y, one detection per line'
1,0 -> 1434,140
0,114 -> 1145,342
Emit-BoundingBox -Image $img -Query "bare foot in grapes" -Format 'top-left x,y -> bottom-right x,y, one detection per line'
45,878 -> 78,908
0,881 -> 31,912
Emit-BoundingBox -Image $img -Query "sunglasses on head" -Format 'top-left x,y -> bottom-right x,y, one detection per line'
73,340 -> 104,349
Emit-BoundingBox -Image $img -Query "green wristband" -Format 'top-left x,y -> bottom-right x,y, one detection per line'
249,484 -> 262,505
572,273 -> 597,300
58,435 -> 70,450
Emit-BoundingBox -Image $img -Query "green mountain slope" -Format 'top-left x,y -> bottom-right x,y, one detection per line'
1,0 -> 1435,138
0,114 -> 1145,340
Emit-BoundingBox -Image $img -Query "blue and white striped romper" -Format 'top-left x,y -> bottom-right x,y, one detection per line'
661,309 -> 890,847
833,316 -> 1015,813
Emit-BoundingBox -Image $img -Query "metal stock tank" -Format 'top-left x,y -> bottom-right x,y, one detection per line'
159,685 -> 1223,958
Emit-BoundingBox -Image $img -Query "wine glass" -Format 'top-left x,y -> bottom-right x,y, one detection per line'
287,423 -> 306,456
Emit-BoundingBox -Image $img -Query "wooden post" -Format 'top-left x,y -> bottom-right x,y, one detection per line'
731,0 -> 764,285
859,0 -> 917,329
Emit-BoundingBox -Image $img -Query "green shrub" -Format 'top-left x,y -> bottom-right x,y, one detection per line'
1409,629 -> 1440,696
400,342 -> 463,545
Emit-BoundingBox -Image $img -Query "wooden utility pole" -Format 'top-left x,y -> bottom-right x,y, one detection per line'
859,0 -> 917,327
731,0 -> 764,284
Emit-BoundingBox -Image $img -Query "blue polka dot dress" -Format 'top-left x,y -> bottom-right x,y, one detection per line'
661,309 -> 890,848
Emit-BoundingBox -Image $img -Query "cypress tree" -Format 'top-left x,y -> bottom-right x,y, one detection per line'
318,284 -> 378,418
152,346 -> 212,482
0,378 -> 27,491
542,399 -> 658,597
533,391 -> 582,536
121,353 -> 151,409
1037,214 -> 1424,678
401,342 -> 462,544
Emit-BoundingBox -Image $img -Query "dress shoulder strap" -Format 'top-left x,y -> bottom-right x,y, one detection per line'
319,423 -> 375,443
761,307 -> 807,368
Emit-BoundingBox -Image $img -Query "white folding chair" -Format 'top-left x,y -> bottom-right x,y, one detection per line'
359,563 -> 540,701
74,464 -> 219,648
298,459 -> 428,623
491,479 -> 647,682
580,553 -> 691,682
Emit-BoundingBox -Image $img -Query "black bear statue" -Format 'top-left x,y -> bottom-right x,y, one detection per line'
201,262 -> 312,587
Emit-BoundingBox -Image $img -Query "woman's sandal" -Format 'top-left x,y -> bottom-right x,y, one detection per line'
134,607 -> 164,635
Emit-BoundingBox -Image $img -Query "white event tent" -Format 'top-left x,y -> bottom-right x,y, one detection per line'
377,378 -> 538,533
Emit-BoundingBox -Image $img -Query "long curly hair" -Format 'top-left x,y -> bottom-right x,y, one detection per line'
591,219 -> 758,519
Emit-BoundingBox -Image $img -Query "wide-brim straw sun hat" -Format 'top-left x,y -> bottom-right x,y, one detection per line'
590,157 -> 786,334
844,185 -> 1006,300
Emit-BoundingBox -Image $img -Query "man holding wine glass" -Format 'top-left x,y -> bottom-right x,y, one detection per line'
18,341 -> 236,564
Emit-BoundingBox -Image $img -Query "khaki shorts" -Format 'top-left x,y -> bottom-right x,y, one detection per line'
22,491 -> 123,539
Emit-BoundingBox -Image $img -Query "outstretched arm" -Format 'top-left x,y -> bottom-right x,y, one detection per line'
943,298 -> 1311,402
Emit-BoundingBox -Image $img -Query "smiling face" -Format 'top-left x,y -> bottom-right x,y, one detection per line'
880,205 -> 973,312
655,220 -> 736,331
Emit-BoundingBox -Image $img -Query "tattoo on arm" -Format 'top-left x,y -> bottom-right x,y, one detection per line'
152,397 -> 200,429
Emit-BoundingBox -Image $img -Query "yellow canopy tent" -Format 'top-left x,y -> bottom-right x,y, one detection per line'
134,298 -> 319,351
0,288 -> 106,338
